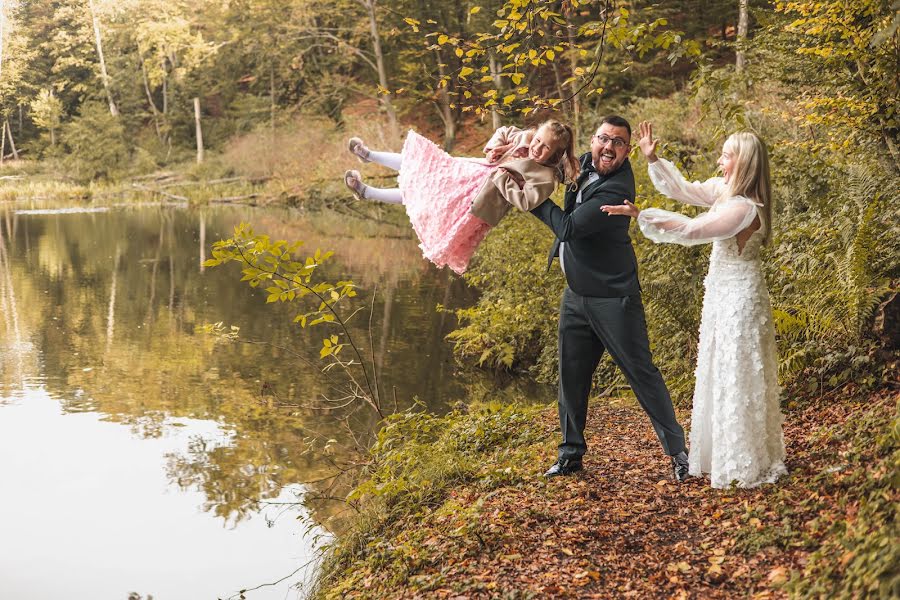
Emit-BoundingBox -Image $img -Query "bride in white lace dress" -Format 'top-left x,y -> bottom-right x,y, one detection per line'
602,123 -> 786,488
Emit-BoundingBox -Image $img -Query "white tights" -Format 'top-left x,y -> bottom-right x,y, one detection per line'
363,150 -> 403,204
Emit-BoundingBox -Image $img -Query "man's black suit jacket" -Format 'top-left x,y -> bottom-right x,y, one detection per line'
530,152 -> 640,297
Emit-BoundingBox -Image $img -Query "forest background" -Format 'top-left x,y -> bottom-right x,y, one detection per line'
0,0 -> 897,597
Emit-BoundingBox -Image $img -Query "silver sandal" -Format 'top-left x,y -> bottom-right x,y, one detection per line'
348,137 -> 371,163
344,170 -> 366,201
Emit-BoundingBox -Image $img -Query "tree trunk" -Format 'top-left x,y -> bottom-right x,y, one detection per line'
139,52 -> 162,140
0,0 -> 5,86
489,51 -> 502,130
551,61 -> 569,118
193,97 -> 204,164
88,0 -> 119,117
1,121 -> 6,166
4,119 -> 17,159
363,0 -> 398,139
736,0 -> 748,72
162,64 -> 168,115
162,65 -> 171,159
434,49 -> 457,152
566,19 -> 581,140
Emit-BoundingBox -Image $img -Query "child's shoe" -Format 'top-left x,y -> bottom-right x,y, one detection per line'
344,170 -> 367,200
348,137 -> 371,163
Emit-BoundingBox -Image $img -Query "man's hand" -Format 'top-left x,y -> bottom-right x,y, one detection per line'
600,200 -> 640,218
637,121 -> 659,163
486,143 -> 512,163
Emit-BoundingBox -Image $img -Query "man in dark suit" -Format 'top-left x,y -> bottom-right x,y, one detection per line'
529,115 -> 689,481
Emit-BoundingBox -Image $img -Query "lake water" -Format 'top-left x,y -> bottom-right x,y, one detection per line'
0,201 -> 548,600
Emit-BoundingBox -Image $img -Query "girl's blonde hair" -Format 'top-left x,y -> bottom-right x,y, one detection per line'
722,131 -> 773,245
537,119 -> 580,183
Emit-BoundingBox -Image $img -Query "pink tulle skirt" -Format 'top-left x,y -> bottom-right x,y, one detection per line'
397,130 -> 495,274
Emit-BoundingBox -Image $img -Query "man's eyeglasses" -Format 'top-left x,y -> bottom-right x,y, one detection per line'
593,134 -> 628,149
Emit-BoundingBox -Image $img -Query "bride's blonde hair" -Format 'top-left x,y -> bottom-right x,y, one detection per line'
722,131 -> 773,245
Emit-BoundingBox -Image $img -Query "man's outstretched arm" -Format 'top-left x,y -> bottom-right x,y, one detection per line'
530,184 -> 634,242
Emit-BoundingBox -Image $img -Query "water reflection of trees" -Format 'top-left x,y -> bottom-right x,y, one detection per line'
0,204 -> 477,525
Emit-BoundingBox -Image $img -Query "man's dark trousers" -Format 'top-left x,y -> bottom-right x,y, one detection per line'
530,153 -> 686,462
557,288 -> 685,460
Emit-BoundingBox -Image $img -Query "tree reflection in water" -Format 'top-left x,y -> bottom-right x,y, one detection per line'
0,202 -> 501,530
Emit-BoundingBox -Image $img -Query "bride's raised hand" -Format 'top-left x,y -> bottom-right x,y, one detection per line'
637,121 -> 659,163
600,200 -> 640,218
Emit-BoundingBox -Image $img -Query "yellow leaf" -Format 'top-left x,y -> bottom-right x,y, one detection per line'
459,66 -> 474,78
547,49 -> 555,60
528,48 -> 537,59
438,34 -> 449,45
469,6 -> 481,14
502,94 -> 516,105
767,566 -> 788,586
511,72 -> 524,85
455,47 -> 464,57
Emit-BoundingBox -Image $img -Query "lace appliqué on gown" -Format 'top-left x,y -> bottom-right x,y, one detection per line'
640,158 -> 786,488
687,231 -> 786,487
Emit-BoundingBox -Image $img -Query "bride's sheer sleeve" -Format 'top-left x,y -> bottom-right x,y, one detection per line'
637,197 -> 759,246
648,158 -> 726,207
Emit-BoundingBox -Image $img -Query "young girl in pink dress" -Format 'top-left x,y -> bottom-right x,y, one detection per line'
343,121 -> 578,274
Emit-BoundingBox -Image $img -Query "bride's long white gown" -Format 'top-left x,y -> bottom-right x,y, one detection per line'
639,158 -> 786,488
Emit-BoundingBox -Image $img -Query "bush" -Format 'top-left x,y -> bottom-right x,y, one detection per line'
61,102 -> 131,182
315,401 -> 546,598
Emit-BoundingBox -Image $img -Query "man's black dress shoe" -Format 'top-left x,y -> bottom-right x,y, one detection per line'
672,451 -> 690,482
543,458 -> 583,478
